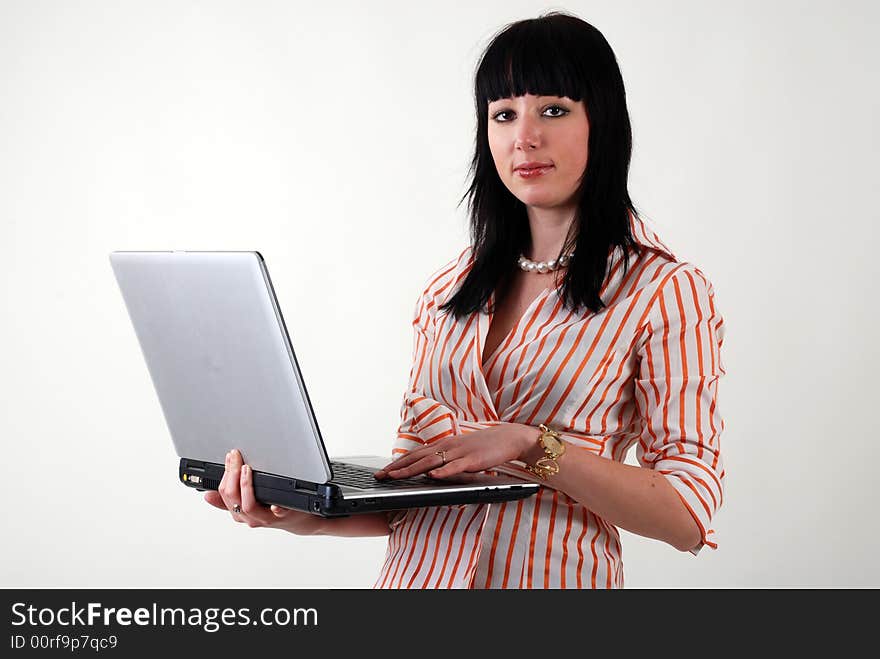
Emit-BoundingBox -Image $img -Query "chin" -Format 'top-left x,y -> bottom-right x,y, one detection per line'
513,190 -> 561,207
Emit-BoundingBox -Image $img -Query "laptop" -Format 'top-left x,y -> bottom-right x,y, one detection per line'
109,250 -> 539,517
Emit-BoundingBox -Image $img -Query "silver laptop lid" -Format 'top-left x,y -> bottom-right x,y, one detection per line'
110,251 -> 332,484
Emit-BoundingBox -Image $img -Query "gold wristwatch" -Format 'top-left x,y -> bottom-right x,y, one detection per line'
523,424 -> 566,480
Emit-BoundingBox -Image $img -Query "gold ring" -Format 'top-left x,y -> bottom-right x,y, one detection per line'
435,450 -> 447,465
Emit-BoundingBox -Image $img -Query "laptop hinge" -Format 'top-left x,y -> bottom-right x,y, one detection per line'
316,483 -> 341,499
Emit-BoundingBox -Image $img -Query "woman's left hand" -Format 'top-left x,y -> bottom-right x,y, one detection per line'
374,423 -> 533,480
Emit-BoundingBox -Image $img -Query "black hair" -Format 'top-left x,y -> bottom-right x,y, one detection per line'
440,10 -> 643,318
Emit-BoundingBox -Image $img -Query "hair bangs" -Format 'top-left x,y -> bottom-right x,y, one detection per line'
476,19 -> 586,105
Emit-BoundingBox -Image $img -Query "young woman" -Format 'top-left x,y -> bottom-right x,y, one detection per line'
206,11 -> 727,589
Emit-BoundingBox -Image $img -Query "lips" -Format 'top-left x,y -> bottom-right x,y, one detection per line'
516,166 -> 553,179
514,161 -> 553,171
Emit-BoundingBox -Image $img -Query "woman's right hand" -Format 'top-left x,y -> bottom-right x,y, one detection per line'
204,449 -> 324,536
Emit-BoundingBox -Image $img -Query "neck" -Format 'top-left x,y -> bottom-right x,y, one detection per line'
524,204 -> 577,261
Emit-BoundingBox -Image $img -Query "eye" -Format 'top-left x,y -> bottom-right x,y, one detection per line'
490,105 -> 570,122
545,105 -> 569,117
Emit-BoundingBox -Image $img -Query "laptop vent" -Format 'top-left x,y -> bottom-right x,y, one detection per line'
203,477 -> 221,490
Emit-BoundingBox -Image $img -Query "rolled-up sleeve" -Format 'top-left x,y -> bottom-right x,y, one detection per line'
633,265 -> 726,555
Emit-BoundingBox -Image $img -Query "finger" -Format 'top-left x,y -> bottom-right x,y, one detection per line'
217,451 -> 233,509
378,451 -> 425,473
204,491 -> 227,510
374,459 -> 414,479
386,453 -> 446,479
425,448 -> 469,476
426,456 -> 473,479
239,464 -> 275,526
222,450 -> 244,516
380,444 -> 450,474
270,504 -> 295,519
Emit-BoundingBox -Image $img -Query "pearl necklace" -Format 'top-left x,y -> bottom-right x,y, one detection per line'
517,251 -> 575,274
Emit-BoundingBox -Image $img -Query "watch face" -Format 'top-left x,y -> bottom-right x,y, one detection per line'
541,433 -> 564,454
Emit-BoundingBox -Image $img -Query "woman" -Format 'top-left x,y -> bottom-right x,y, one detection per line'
206,11 -> 726,589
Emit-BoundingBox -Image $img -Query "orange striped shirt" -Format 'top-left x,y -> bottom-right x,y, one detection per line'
374,212 -> 726,589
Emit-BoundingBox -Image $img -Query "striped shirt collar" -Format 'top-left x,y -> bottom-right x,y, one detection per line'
627,210 -> 677,261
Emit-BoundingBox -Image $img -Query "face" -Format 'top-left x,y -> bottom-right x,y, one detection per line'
487,93 -> 589,211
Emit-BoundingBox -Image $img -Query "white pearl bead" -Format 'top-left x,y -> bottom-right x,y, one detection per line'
518,251 -> 574,273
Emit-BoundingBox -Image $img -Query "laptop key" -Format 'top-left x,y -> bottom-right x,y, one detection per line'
329,461 -> 431,489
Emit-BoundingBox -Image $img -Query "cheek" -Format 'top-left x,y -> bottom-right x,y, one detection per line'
562,135 -> 589,178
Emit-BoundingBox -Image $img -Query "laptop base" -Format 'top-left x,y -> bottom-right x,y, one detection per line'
179,458 -> 538,517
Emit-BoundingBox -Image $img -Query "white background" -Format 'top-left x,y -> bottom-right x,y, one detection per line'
1,0 -> 877,588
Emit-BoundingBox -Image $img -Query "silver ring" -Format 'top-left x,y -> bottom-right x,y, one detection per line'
232,504 -> 242,514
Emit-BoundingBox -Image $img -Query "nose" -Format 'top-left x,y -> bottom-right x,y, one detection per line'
514,114 -> 541,151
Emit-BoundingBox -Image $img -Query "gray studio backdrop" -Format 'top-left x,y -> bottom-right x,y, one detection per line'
1,0 -> 876,587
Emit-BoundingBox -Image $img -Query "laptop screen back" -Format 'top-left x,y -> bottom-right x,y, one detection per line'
110,251 -> 332,483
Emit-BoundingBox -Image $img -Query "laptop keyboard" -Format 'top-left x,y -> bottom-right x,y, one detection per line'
329,461 -> 431,490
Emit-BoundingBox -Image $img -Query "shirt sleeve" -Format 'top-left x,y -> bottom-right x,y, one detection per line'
390,257 -> 506,457
633,265 -> 726,555
385,261 -> 501,528
390,278 -> 458,456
